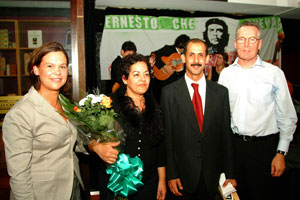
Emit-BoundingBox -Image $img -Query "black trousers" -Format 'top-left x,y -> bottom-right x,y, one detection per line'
233,133 -> 279,200
167,170 -> 215,200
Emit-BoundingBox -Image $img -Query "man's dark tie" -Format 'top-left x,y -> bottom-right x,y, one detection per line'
192,83 -> 204,133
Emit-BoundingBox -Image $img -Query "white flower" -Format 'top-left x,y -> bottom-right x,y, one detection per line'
91,94 -> 105,105
79,94 -> 96,106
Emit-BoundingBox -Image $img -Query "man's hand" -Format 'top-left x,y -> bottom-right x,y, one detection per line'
168,179 -> 183,196
149,55 -> 156,67
271,153 -> 285,177
162,65 -> 175,74
223,179 -> 237,188
89,141 -> 120,164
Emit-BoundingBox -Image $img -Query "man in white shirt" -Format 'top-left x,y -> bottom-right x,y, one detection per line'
218,21 -> 297,200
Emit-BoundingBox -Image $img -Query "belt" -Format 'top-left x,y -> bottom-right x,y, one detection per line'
233,133 -> 278,142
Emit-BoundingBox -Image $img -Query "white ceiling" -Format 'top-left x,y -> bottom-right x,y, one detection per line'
95,0 -> 300,19
0,0 -> 299,19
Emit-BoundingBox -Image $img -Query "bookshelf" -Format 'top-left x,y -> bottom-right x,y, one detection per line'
0,19 -> 71,96
0,19 -> 71,168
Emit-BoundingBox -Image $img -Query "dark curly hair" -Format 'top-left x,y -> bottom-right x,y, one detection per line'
121,53 -> 152,81
121,41 -> 137,52
174,34 -> 190,49
113,54 -> 163,143
216,51 -> 229,67
28,42 -> 71,93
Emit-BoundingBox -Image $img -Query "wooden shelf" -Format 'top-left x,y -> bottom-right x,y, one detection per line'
0,48 -> 16,50
0,75 -> 17,78
0,19 -> 71,96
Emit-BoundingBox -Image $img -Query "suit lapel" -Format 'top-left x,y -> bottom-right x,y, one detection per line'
202,80 -> 217,135
29,87 -> 69,127
41,102 -> 68,126
174,78 -> 200,134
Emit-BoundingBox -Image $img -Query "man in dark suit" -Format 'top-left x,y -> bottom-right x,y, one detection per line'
161,38 -> 236,199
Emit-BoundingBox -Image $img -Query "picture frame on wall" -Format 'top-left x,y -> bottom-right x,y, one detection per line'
28,30 -> 42,48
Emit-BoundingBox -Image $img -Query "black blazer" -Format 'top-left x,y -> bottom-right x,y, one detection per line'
161,77 -> 234,195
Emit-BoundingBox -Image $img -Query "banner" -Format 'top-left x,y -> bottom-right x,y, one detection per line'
100,15 -> 283,80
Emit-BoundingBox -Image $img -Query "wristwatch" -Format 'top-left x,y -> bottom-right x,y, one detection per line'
277,150 -> 287,156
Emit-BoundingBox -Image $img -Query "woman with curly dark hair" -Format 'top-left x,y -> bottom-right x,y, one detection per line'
91,54 -> 166,200
116,53 -> 166,199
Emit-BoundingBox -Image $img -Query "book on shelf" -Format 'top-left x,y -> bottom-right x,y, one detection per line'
0,40 -> 8,48
0,29 -> 9,48
0,57 -> 5,76
24,53 -> 31,75
28,30 -> 42,48
7,64 -> 16,75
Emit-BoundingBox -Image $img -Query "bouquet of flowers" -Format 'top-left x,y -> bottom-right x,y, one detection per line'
59,93 -> 123,145
59,92 -> 143,198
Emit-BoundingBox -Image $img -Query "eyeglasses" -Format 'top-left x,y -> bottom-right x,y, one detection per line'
236,37 -> 260,44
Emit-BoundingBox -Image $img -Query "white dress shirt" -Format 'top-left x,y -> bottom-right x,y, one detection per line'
185,74 -> 206,114
218,56 -> 297,152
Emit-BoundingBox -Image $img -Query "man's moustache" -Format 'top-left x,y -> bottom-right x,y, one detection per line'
191,63 -> 202,67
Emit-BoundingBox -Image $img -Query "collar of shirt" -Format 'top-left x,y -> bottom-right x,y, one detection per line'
232,55 -> 264,69
175,47 -> 181,54
185,74 -> 206,113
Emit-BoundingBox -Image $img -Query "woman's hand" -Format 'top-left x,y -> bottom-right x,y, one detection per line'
89,140 -> 120,164
157,179 -> 167,200
157,167 -> 167,200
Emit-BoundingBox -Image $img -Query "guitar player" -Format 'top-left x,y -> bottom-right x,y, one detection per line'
150,34 -> 190,102
110,41 -> 137,93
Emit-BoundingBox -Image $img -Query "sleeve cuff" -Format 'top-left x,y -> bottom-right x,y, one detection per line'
277,139 -> 290,152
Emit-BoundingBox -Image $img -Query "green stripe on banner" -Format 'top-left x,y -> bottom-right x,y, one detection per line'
105,15 -> 195,30
239,16 -> 283,32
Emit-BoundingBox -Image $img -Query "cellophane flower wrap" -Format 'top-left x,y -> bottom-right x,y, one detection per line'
59,92 -> 144,198
59,93 -> 123,146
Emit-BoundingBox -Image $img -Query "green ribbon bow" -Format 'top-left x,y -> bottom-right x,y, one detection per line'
106,153 -> 144,197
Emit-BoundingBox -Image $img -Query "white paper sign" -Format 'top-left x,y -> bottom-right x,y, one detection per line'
28,30 -> 42,48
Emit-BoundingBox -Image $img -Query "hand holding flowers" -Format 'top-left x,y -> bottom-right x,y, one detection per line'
89,140 -> 120,164
59,92 -> 144,198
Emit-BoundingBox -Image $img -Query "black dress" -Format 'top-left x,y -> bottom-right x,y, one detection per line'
99,87 -> 165,200
211,67 -> 220,82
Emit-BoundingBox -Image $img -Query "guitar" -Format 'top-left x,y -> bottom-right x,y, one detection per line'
152,52 -> 184,81
112,82 -> 120,93
271,33 -> 293,95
